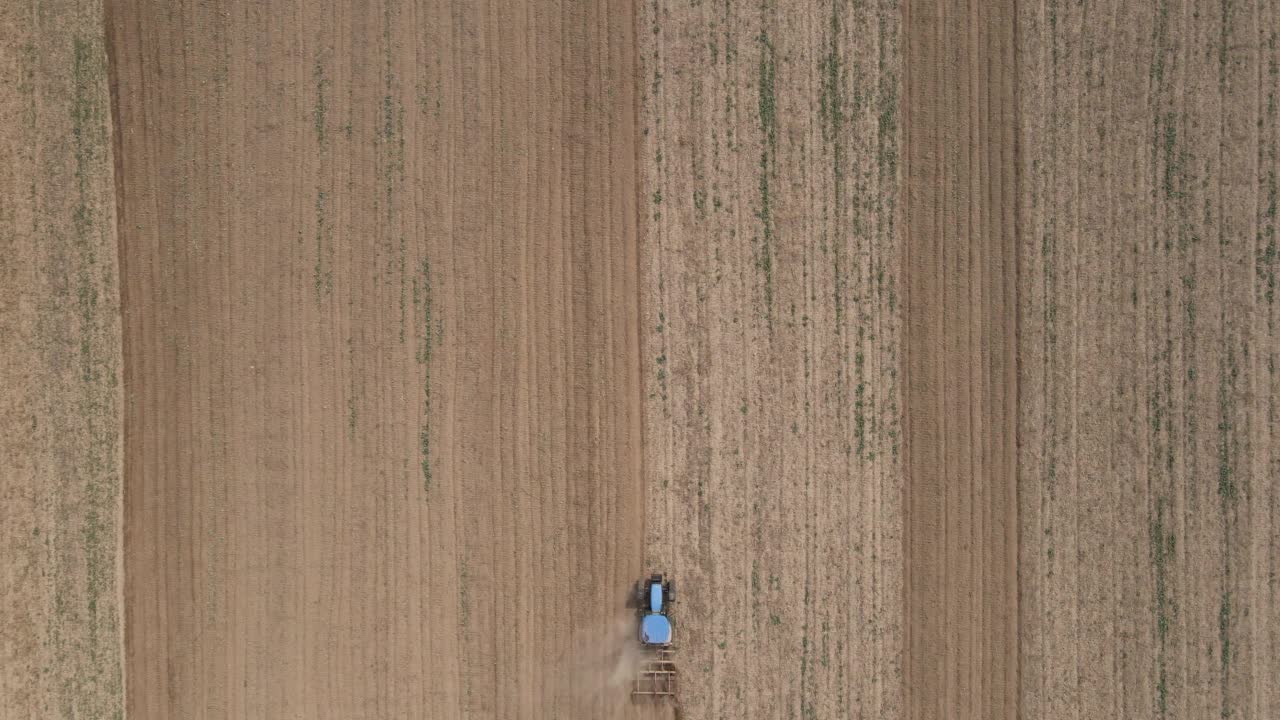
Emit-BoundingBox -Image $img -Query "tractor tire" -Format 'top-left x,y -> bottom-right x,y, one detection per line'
667,580 -> 675,603
634,581 -> 645,607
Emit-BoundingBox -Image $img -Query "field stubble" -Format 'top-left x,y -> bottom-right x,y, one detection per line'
640,1 -> 904,718
0,1 -> 124,717
1018,0 -> 1280,717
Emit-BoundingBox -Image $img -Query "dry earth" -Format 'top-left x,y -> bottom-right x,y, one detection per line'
1017,0 -> 1280,717
640,1 -> 904,718
6,0 -> 1280,718
0,1 -> 124,717
108,0 -> 644,717
902,0 -> 1019,717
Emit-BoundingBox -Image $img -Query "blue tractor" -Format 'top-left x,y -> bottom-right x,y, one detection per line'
635,573 -> 675,644
632,574 -> 677,699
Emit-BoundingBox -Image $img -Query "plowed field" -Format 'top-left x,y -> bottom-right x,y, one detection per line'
2,1 -> 1278,719
108,0 -> 644,717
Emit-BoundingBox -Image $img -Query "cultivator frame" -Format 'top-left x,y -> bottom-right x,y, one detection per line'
632,648 -> 677,699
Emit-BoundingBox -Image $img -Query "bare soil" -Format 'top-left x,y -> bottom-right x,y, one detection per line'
0,1 -> 124,716
5,0 -> 1280,718
902,0 -> 1019,717
108,0 -> 645,717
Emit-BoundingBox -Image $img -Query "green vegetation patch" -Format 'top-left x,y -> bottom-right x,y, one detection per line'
755,21 -> 778,322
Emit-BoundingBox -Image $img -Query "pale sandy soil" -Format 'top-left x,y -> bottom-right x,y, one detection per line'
640,1 -> 904,718
1017,0 -> 1280,717
0,1 -> 124,717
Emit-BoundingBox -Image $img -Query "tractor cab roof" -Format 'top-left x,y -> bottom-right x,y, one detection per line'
640,613 -> 672,645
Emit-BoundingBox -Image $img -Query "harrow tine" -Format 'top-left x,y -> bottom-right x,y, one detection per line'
631,649 -> 678,699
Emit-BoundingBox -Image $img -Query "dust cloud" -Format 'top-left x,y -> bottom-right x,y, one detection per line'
551,613 -> 669,719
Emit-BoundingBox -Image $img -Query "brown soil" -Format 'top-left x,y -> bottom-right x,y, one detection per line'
0,1 -> 124,716
902,0 -> 1019,717
639,2 -> 904,718
6,0 -> 1280,717
108,0 -> 644,717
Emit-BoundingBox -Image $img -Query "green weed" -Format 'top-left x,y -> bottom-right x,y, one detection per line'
1151,497 -> 1177,717
313,59 -> 329,146
756,21 -> 777,321
418,257 -> 434,496
314,190 -> 333,300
